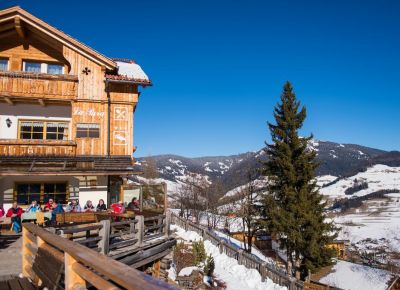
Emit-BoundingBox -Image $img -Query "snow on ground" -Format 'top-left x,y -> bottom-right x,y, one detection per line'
319,260 -> 393,290
171,225 -> 286,290
335,192 -> 400,254
320,164 -> 400,198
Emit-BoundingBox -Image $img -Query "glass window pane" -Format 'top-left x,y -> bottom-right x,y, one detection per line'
46,126 -> 57,133
47,64 -> 63,74
76,129 -> 88,138
0,59 -> 8,71
44,183 -> 55,193
20,132 -> 31,139
55,183 -> 66,193
17,194 -> 28,205
89,129 -> 99,138
32,133 -> 43,139
30,184 -> 41,193
25,62 -> 41,73
46,133 -> 57,140
17,184 -> 29,194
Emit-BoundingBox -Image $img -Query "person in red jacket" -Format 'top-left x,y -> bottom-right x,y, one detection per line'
6,202 -> 24,233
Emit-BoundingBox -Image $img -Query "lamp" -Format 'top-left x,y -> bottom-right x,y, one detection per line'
6,118 -> 12,128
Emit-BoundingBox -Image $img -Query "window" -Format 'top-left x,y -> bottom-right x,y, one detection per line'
16,183 -> 41,205
76,123 -> 100,138
24,61 -> 42,73
43,183 -> 67,203
20,121 -> 44,139
46,122 -> 69,140
19,120 -> 69,140
23,61 -> 64,74
15,182 -> 68,205
47,64 -> 63,74
0,59 -> 8,71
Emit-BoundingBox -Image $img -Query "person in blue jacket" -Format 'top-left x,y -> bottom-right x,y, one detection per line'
50,200 -> 64,225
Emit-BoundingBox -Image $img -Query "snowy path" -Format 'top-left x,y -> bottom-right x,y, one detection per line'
171,225 -> 286,290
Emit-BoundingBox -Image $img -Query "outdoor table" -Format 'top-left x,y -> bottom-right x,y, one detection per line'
21,212 -> 52,222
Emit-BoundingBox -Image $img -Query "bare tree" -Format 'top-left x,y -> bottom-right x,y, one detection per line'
235,168 -> 262,253
204,178 -> 224,229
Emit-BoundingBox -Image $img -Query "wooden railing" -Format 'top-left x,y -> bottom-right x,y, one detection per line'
22,222 -> 178,290
0,139 -> 77,156
54,213 -> 171,256
0,71 -> 78,100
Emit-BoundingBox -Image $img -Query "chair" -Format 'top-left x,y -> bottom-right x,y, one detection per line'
36,212 -> 45,226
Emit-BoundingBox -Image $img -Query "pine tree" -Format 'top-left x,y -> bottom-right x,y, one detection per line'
262,81 -> 337,279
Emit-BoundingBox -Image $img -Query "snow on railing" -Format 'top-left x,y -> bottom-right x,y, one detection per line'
170,212 -> 303,290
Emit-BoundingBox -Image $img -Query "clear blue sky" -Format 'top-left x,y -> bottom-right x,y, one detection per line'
4,0 -> 400,157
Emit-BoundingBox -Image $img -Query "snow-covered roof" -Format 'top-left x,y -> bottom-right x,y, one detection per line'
106,59 -> 151,86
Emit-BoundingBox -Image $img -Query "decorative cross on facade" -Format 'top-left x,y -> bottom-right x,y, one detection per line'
82,67 -> 91,75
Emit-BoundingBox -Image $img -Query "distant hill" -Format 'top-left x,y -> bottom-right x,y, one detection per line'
133,140 -> 398,192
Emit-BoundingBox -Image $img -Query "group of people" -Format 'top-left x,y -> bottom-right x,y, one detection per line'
0,198 -> 109,233
0,197 -> 141,234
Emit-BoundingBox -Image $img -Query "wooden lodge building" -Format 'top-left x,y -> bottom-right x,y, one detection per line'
0,6 -> 151,210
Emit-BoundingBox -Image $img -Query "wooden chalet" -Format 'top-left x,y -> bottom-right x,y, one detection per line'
0,6 -> 151,209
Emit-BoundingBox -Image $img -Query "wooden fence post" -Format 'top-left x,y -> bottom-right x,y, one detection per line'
21,227 -> 31,278
238,249 -> 243,265
260,262 -> 267,282
219,240 -> 224,254
98,220 -> 110,255
64,253 -> 86,290
164,211 -> 171,237
135,215 -> 144,246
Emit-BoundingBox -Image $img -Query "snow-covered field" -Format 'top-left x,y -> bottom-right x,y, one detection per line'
170,224 -> 285,290
319,260 -> 393,290
335,192 -> 400,257
320,165 -> 400,198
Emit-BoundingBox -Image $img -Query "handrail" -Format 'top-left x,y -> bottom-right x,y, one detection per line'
22,222 -> 178,290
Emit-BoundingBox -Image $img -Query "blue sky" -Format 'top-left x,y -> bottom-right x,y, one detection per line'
3,0 -> 400,157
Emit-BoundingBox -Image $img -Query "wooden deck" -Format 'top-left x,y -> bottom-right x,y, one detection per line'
20,219 -> 178,290
0,277 -> 35,290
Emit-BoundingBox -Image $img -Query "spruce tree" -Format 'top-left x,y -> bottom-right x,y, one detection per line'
262,81 -> 337,279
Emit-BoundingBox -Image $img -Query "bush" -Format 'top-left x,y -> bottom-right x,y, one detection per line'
344,181 -> 368,195
192,240 -> 207,265
203,255 -> 215,277
173,241 -> 195,273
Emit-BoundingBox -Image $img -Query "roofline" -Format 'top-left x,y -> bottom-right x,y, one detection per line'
0,6 -> 116,70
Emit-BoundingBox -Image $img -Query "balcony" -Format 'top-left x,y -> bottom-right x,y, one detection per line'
0,139 -> 77,156
0,71 -> 78,102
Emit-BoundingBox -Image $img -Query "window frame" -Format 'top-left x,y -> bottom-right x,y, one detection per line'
76,123 -> 100,139
14,181 -> 69,205
22,60 -> 64,75
18,120 -> 70,141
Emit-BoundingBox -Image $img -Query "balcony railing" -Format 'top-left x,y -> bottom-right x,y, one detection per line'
0,71 -> 78,101
0,139 -> 77,156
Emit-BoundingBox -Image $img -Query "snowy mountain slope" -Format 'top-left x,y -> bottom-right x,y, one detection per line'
134,140 -> 395,194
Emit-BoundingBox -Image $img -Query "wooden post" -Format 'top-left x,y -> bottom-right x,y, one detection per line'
135,215 -> 144,246
98,219 -> 110,255
260,262 -> 267,282
219,240 -> 224,254
65,253 -> 86,290
164,211 -> 171,238
22,227 -> 30,278
238,249 -> 243,265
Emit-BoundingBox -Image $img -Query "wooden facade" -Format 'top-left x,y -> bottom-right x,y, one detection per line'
0,6 -> 151,206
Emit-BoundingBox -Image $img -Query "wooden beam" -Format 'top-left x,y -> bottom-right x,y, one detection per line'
4,96 -> 14,105
15,16 -> 26,39
0,21 -> 15,33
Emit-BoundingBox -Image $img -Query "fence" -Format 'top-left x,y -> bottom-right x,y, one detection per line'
22,222 -> 178,290
170,212 -> 303,290
54,213 -> 171,256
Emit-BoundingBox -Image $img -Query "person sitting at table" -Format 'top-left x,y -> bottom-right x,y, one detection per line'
6,202 -> 24,233
26,200 -> 41,213
127,197 -> 140,211
96,199 -> 107,211
66,199 -> 82,212
0,204 -> 4,218
111,200 -> 125,214
50,200 -> 64,225
44,198 -> 54,211
84,200 -> 95,212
